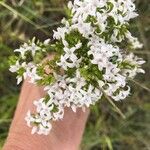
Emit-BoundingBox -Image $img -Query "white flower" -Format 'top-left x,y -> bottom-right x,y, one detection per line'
64,47 -> 77,62
37,123 -> 52,135
57,55 -> 75,70
98,80 -> 105,88
16,76 -> 23,85
9,61 -> 20,73
14,42 -> 41,58
28,67 -> 42,83
68,70 -> 86,89
34,98 -> 45,112
68,85 -> 83,105
71,104 -> 77,112
80,85 -> 100,107
29,43 -> 41,56
122,53 -> 145,78
31,126 -> 38,134
34,98 -> 54,117
53,105 -> 64,120
53,26 -> 70,40
112,86 -> 131,101
62,39 -> 69,47
91,54 -> 107,70
10,61 -> 33,84
68,1 -> 73,9
14,47 -> 28,59
25,111 -> 35,127
115,74 -> 126,88
44,39 -> 50,45
96,12 -> 108,32
72,16 -> 93,37
126,32 -> 143,49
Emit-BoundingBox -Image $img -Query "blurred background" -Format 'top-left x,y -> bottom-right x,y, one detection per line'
0,0 -> 149,149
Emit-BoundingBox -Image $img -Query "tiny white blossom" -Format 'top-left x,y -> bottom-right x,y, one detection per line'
37,124 -> 52,135
25,111 -> 35,127
29,43 -> 41,56
28,67 -> 42,83
44,39 -> 50,45
14,47 -> 27,59
126,32 -> 143,49
31,126 -> 38,134
9,61 -> 20,73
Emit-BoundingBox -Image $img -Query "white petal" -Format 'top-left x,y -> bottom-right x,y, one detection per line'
31,126 -> 37,134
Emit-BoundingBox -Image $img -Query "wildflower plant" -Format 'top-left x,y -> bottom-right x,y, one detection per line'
9,0 -> 145,135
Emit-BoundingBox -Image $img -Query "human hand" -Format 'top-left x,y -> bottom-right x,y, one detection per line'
3,56 -> 89,150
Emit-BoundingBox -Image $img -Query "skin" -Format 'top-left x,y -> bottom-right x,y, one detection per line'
3,56 -> 89,150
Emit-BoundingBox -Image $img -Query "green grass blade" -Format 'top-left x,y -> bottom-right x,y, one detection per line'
0,1 -> 50,36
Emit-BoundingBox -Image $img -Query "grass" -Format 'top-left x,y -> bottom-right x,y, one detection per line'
0,0 -> 150,149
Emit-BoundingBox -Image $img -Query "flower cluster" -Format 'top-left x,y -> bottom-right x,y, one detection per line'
10,0 -> 145,135
25,71 -> 102,135
9,38 -> 50,84
68,0 -> 139,43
